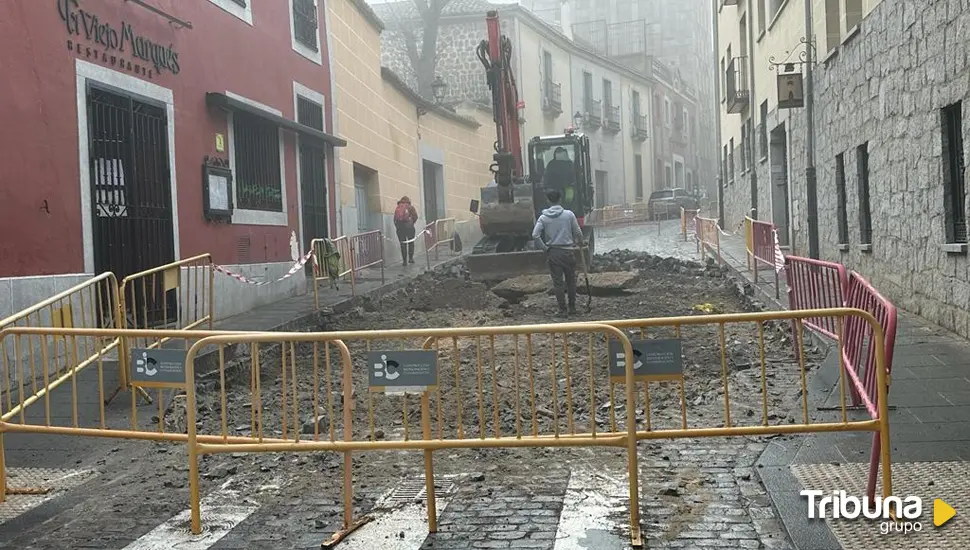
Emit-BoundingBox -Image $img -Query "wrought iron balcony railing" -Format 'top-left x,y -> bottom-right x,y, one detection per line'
633,114 -> 649,141
726,56 -> 749,114
543,81 -> 562,115
605,104 -> 621,133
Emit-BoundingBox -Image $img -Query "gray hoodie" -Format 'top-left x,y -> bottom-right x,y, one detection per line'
532,205 -> 584,248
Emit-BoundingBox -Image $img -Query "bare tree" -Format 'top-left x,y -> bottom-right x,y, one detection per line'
381,0 -> 453,99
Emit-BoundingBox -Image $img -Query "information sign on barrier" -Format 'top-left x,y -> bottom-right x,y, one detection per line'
367,350 -> 438,393
608,339 -> 684,382
130,348 -> 188,388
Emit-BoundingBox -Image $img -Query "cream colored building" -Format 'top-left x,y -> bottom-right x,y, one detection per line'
716,0 -> 882,245
328,0 -> 492,254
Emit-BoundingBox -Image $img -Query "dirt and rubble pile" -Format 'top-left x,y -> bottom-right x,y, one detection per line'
175,249 -> 821,490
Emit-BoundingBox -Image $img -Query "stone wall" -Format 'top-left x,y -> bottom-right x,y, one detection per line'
380,18 -> 505,106
723,0 -> 970,339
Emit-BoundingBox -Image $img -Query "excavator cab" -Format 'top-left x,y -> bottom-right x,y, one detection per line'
528,132 -> 596,264
465,131 -> 596,282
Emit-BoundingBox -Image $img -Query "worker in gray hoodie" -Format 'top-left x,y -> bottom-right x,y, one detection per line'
532,189 -> 585,317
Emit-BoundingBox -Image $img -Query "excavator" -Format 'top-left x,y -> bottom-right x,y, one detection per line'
466,10 -> 596,282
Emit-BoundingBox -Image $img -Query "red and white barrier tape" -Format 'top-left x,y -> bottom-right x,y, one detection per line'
385,229 -> 432,245
773,230 -> 785,273
215,251 -> 313,286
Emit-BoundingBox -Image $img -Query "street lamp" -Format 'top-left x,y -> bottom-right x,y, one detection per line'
431,76 -> 448,104
573,111 -> 583,128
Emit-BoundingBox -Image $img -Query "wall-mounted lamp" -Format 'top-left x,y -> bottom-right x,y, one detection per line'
573,111 -> 583,128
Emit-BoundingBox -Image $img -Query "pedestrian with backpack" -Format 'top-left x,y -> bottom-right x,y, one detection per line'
394,196 -> 419,265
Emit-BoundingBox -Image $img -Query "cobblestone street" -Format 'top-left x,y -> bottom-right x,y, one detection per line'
0,223 -> 813,550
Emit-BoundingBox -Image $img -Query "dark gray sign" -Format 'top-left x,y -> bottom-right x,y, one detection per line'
367,350 -> 438,392
130,348 -> 188,387
608,339 -> 684,380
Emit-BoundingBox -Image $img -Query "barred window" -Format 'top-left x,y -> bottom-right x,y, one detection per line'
233,113 -> 282,212
293,0 -> 319,52
297,95 -> 324,130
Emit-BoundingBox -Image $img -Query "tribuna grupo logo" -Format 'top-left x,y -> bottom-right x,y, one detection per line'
801,490 -> 927,535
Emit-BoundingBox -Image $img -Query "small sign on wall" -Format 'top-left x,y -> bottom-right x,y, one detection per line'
777,73 -> 805,109
215,133 -> 225,152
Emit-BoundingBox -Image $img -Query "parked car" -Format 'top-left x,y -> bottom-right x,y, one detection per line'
647,188 -> 699,220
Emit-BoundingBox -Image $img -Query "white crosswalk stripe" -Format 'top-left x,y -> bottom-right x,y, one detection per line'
553,466 -> 629,550
122,481 -> 258,550
339,475 -> 457,550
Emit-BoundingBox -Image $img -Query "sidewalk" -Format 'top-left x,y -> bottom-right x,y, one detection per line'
714,229 -> 970,549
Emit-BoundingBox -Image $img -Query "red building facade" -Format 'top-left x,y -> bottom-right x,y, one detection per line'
0,0 -> 344,283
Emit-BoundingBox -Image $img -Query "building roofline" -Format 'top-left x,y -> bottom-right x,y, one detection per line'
349,0 -> 385,32
381,67 -> 482,128
435,6 -> 698,105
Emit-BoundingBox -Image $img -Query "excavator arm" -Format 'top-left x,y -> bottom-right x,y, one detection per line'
478,10 -> 523,193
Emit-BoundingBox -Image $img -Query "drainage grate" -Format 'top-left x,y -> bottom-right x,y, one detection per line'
791,461 -> 970,550
0,468 -> 97,524
380,474 -> 460,508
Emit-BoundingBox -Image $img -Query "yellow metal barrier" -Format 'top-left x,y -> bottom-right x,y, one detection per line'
681,207 -> 699,241
115,255 -> 215,404
593,308 -> 892,501
0,309 -> 893,547
0,273 -> 122,498
119,254 -> 215,337
183,323 -> 642,546
695,216 -> 721,265
0,326 -> 258,504
312,236 -> 355,310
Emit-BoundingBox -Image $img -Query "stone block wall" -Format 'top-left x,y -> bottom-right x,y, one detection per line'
723,0 -> 970,338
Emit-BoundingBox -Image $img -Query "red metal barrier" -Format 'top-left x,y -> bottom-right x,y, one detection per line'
750,220 -> 780,298
840,271 -> 897,503
784,256 -> 848,340
843,271 -> 897,409
350,230 -> 385,285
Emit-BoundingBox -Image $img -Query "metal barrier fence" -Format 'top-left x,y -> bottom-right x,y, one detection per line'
695,216 -> 721,265
349,230 -> 385,283
183,323 -> 641,545
841,272 -> 897,501
0,326 -> 247,502
116,255 -> 215,404
749,218 -> 780,298
843,272 -> 898,408
784,256 -> 848,341
119,254 -> 215,337
744,217 -> 754,271
680,207 -> 699,241
0,274 -> 124,489
424,218 -> 457,268
312,236 -> 355,310
0,309 -> 892,546
587,203 -> 650,227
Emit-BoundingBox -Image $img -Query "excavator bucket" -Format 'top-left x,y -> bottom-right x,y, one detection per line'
466,249 -> 549,282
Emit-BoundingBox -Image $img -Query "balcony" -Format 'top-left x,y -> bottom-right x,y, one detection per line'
632,114 -> 649,141
543,81 -> 562,116
725,56 -> 749,114
604,104 -> 621,133
583,99 -> 602,128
